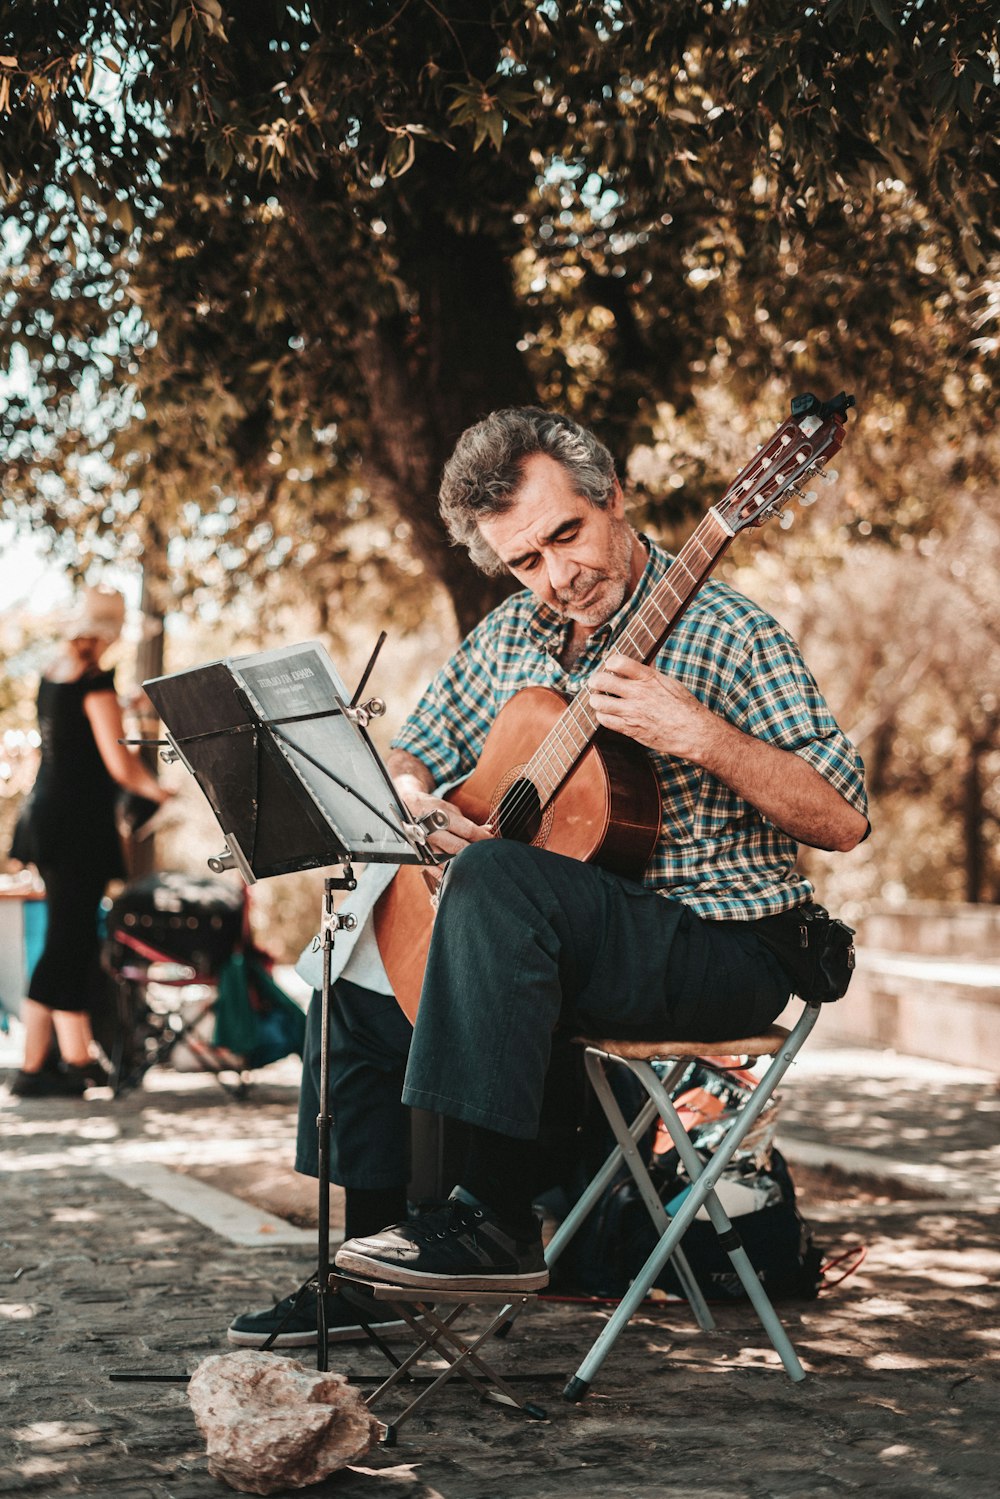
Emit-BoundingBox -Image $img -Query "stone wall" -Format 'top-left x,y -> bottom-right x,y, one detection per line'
820,901 -> 1000,1073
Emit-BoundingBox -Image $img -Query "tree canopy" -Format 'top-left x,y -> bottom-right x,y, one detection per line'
1,1 -> 998,631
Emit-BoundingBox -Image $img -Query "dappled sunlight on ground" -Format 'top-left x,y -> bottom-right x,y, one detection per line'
1,1303 -> 40,1321
0,1114 -> 121,1139
780,1066 -> 1000,1175
2,1039 -> 998,1496
48,1207 -> 102,1225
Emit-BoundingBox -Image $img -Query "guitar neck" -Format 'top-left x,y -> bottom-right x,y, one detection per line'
526,508 -> 735,802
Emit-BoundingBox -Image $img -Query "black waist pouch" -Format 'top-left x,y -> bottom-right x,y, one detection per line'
754,903 -> 856,1003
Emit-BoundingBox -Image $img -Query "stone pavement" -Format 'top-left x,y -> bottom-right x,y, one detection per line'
1,1020 -> 998,1499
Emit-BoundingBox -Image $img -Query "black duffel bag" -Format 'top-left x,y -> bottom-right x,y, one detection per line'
103,871 -> 244,977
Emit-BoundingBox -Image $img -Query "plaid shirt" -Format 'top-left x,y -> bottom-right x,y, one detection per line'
392,538 -> 868,920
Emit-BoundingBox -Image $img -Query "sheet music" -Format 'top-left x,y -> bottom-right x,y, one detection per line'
229,641 -> 416,861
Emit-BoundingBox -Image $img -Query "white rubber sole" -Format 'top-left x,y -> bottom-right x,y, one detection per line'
335,1248 -> 550,1294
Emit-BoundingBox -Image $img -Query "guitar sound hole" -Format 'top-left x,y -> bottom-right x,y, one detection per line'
495,778 -> 542,844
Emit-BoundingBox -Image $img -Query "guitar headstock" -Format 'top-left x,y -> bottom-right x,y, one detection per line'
715,392 -> 856,535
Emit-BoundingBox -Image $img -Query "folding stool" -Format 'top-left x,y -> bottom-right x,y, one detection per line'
329,1272 -> 547,1444
545,998 -> 822,1401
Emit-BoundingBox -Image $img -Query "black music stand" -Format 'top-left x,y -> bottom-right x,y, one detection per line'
142,640 -> 441,1371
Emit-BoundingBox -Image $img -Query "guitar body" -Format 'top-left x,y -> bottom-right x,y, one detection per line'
374,685 -> 662,1022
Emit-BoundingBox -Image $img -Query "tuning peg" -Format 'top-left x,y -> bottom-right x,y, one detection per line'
819,468 -> 839,483
799,489 -> 819,506
779,510 -> 794,529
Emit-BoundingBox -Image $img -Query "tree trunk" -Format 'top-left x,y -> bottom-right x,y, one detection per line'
282,181 -> 535,636
356,223 -> 538,636
961,731 -> 995,904
125,551 -> 167,879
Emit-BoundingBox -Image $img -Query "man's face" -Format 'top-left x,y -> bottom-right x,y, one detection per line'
477,452 -> 642,629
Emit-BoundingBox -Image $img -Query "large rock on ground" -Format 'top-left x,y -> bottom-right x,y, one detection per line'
188,1349 -> 380,1494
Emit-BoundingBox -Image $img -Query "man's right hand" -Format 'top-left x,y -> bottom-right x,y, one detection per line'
399,787 -> 492,857
386,751 -> 492,857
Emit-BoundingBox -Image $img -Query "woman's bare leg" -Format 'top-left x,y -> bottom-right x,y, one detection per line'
51,1010 -> 96,1067
20,998 -> 95,1071
20,998 -> 57,1071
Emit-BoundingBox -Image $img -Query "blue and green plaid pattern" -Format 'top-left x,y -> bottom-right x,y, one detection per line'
392,540 -> 868,919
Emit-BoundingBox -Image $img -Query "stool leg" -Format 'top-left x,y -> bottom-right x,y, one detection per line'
365,1299 -> 548,1436
564,1006 -> 821,1398
565,1209 -> 705,1400
584,1052 -> 715,1333
543,1094 -> 659,1267
500,1064 -> 707,1340
496,1093 -> 663,1340
632,1015 -> 822,1382
564,1112 -> 787,1399
640,1066 -> 805,1382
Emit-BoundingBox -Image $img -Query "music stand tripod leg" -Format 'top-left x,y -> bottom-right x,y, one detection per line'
314,868 -> 357,1372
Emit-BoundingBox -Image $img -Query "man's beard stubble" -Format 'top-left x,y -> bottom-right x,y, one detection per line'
554,520 -> 636,627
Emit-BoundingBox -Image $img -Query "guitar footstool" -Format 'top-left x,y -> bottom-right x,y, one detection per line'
329,1272 -> 547,1444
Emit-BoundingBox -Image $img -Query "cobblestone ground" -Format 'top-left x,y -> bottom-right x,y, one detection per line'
2,1047 -> 998,1499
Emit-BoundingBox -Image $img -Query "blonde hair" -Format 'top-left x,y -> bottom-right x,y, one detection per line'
64,586 -> 125,643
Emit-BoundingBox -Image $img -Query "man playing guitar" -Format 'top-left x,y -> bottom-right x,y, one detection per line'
229,405 -> 868,1340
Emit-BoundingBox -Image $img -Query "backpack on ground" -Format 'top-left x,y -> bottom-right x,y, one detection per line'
553,1058 -> 824,1303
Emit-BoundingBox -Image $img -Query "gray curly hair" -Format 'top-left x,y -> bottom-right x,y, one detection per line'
439,407 -> 619,576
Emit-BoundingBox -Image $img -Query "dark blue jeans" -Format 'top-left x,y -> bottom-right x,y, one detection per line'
295,979 -> 412,1187
401,841 -> 791,1140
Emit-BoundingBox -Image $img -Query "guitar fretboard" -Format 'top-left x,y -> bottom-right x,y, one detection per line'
522,508 -> 734,805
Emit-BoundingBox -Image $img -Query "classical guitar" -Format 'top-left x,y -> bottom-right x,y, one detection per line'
375,391 -> 855,1021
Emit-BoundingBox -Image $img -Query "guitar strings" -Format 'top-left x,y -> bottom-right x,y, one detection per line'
488,533 -> 714,840
492,597 -> 661,834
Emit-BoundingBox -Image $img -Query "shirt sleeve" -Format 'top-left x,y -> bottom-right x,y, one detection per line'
725,617 -> 869,820
82,667 -> 117,698
390,615 -> 502,789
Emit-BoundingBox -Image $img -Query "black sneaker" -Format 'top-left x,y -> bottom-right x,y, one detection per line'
227,1287 -> 409,1348
8,1068 -> 87,1099
61,1060 -> 111,1090
334,1188 -> 549,1293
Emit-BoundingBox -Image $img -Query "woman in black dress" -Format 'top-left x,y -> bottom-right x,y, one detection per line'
9,587 -> 171,1098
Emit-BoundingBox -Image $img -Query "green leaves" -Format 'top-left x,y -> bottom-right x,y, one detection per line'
868,0 -> 899,38
169,0 -> 228,53
447,75 -> 536,153
204,128 -> 236,177
1,0 -> 997,647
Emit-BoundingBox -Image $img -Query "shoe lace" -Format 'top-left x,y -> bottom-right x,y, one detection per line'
409,1198 -> 485,1244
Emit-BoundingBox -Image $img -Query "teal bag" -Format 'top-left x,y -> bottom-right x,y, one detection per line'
213,951 -> 306,1068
